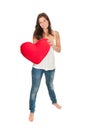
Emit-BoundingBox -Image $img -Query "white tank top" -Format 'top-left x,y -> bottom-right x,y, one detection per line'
33,32 -> 56,70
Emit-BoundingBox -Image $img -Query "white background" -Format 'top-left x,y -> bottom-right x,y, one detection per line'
0,0 -> 87,129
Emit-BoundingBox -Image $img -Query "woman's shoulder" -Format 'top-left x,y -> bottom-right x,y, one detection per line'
33,37 -> 38,43
52,30 -> 59,37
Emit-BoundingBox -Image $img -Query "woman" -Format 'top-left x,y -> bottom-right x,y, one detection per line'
29,12 -> 62,121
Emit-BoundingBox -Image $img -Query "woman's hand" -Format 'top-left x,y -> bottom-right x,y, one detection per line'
47,39 -> 54,46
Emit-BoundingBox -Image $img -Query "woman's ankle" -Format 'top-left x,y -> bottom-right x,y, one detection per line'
29,112 -> 34,122
53,103 -> 62,109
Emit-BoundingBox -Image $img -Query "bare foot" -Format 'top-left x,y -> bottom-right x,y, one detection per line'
53,103 -> 62,109
29,112 -> 34,122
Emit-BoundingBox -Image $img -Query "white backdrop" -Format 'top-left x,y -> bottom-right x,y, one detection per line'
0,0 -> 87,129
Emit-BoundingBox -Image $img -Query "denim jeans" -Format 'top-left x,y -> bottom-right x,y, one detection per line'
29,67 -> 57,113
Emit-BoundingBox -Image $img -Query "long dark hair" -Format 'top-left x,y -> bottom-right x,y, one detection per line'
33,12 -> 53,40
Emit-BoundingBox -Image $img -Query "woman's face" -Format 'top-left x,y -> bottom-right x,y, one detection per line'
39,17 -> 49,30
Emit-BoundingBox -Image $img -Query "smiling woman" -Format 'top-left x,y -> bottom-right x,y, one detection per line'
28,12 -> 62,122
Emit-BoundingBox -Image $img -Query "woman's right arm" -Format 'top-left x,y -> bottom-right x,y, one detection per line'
33,37 -> 38,43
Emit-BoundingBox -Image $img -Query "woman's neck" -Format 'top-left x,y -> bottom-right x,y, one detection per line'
43,29 -> 49,37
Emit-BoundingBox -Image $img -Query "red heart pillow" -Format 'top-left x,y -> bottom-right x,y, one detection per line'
20,38 -> 50,64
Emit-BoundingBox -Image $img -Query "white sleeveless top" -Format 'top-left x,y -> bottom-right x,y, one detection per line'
33,32 -> 56,70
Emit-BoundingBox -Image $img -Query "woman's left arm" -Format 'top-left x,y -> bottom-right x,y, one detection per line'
52,31 -> 61,52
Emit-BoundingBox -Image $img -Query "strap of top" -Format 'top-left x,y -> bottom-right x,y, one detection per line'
53,31 -> 56,45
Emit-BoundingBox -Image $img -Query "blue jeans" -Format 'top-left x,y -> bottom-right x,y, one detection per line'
29,67 -> 57,113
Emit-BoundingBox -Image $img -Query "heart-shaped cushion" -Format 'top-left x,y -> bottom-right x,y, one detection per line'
20,38 -> 50,64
